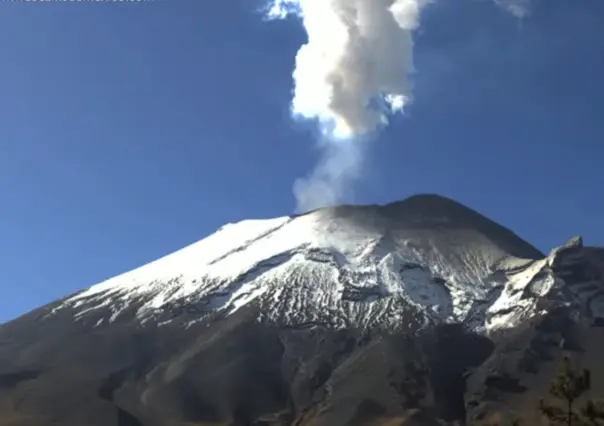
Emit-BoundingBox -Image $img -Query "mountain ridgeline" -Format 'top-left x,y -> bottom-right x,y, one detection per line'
1,194 -> 603,426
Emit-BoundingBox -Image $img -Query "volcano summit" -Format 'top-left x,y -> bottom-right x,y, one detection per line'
1,194 -> 603,426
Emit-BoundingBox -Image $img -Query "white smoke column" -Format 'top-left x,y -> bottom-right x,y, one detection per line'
267,0 -> 530,212
292,132 -> 366,214
269,0 -> 428,137
268,0 -> 430,211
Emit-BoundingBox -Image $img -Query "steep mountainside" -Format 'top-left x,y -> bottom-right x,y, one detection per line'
0,194 -> 602,426
50,194 -> 545,332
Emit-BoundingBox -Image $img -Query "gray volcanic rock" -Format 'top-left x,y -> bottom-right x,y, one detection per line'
0,194 -> 602,426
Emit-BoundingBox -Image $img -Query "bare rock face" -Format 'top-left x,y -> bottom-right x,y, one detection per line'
465,238 -> 604,426
0,194 -> 603,426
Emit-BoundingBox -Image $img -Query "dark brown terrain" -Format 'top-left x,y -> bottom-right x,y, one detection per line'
1,196 -> 603,426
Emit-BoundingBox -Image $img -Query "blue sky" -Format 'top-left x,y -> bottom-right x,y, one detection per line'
1,0 -> 603,322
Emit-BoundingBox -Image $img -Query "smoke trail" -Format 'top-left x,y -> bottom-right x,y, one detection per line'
293,133 -> 367,213
266,0 -> 531,212
267,0 -> 427,212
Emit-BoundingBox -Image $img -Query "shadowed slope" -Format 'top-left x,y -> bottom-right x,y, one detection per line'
1,195 -> 601,426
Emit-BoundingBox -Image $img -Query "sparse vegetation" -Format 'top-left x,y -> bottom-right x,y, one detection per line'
538,356 -> 604,426
469,356 -> 604,426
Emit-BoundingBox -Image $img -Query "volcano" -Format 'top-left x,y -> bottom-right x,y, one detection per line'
1,194 -> 603,426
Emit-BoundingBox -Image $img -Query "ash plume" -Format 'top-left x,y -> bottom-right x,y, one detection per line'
266,0 -> 531,212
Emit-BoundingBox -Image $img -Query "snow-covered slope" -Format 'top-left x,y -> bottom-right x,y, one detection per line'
51,194 -> 598,333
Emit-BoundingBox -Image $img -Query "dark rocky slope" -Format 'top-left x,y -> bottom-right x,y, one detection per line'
0,196 -> 602,426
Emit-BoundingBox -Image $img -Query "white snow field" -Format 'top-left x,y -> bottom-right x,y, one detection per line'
50,195 -> 601,333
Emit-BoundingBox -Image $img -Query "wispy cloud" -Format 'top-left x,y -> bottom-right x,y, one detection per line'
494,0 -> 532,19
